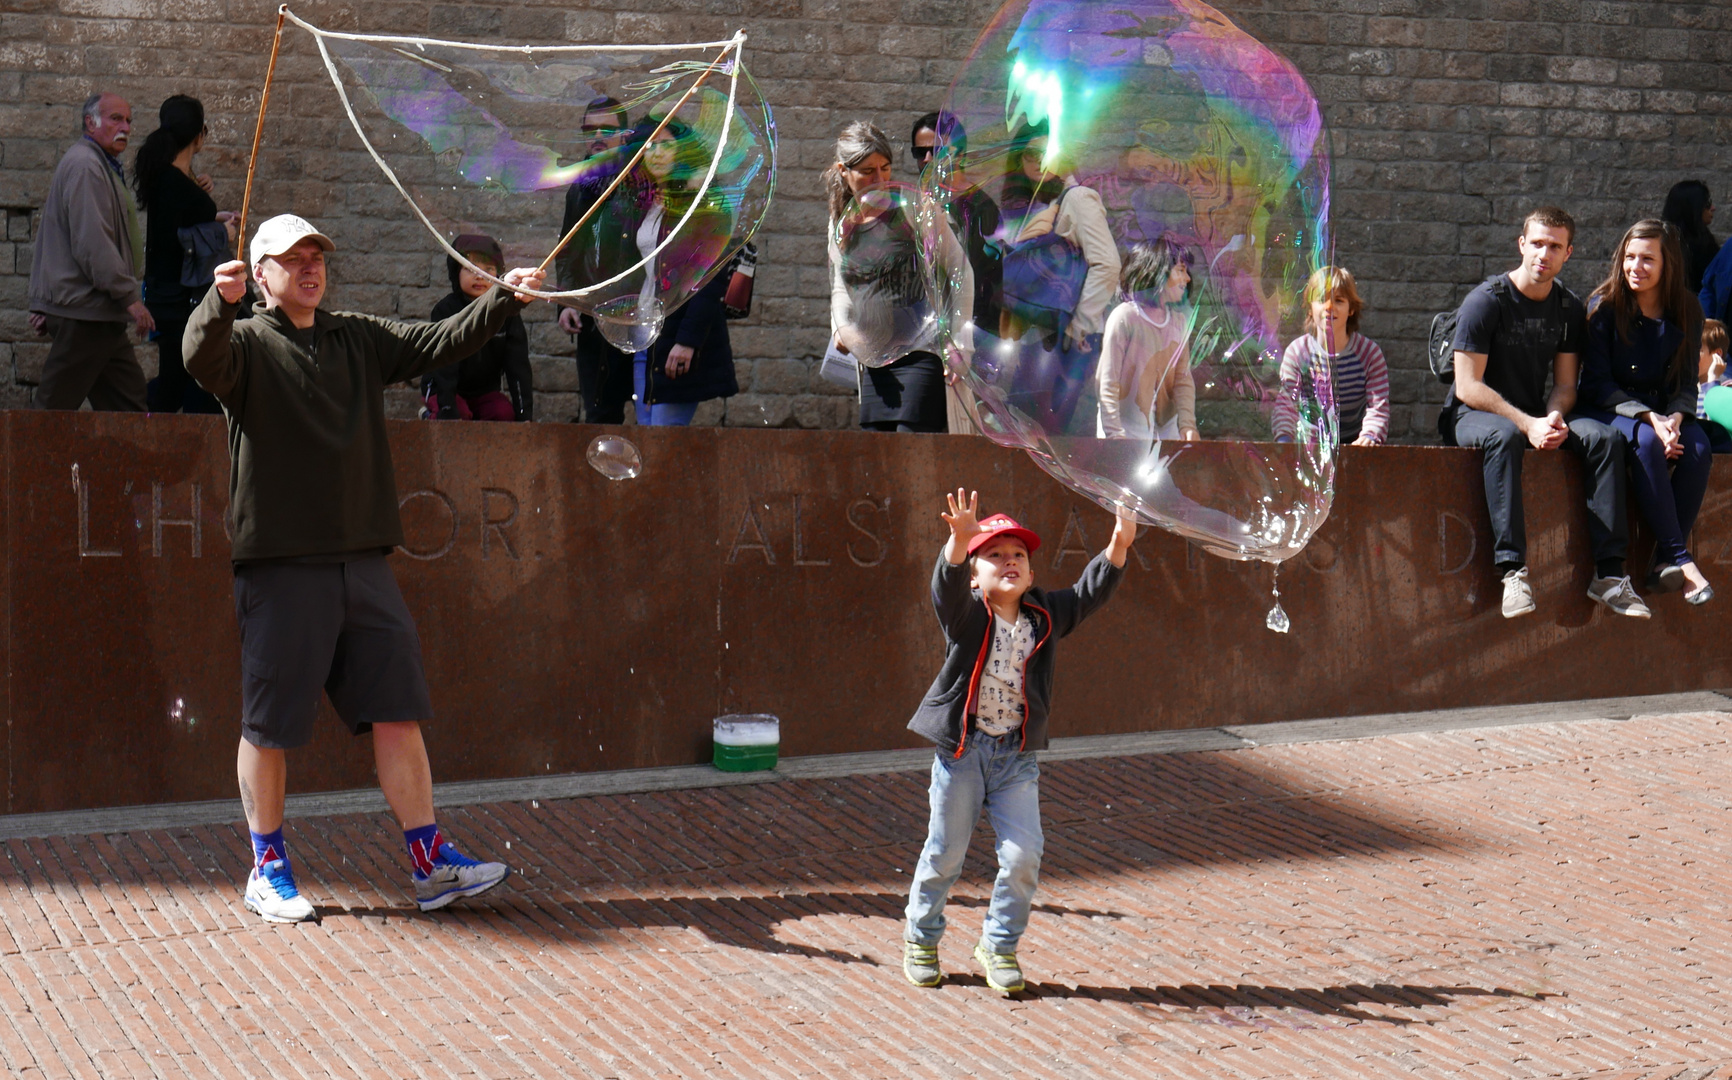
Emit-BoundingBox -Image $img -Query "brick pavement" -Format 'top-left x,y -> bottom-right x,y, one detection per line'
4,710 -> 1732,1078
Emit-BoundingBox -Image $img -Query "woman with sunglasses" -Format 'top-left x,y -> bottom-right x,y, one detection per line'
133,94 -> 234,413
560,115 -> 738,426
913,112 -> 1002,343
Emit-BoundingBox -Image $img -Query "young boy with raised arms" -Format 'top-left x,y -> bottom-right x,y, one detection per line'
902,488 -> 1137,993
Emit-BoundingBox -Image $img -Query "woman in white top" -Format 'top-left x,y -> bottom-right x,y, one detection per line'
1096,238 -> 1198,441
998,121 -> 1121,434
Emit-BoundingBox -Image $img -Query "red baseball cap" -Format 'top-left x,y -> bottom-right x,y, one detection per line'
966,513 -> 1042,556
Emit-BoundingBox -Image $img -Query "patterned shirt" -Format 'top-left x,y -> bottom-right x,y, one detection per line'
1270,332 -> 1390,444
1698,364 -> 1730,419
974,612 -> 1036,737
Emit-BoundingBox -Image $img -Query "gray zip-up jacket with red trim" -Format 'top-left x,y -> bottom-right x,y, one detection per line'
908,547 -> 1124,756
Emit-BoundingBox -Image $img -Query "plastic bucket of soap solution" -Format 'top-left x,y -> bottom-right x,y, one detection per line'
712,714 -> 779,772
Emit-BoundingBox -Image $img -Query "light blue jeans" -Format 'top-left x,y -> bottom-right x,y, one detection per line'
904,730 -> 1043,954
633,353 -> 698,426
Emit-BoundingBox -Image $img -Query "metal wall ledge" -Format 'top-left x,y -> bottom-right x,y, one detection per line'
5,412 -> 1729,815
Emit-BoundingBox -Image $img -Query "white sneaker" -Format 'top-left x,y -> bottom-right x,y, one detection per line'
414,843 -> 510,911
243,860 -> 316,923
1501,566 -> 1535,618
1588,575 -> 1652,619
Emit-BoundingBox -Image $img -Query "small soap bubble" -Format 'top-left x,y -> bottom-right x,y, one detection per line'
595,297 -> 665,354
169,697 -> 197,730
924,0 -> 1337,565
586,435 -> 642,481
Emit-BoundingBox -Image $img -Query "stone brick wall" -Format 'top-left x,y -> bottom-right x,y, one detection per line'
0,0 -> 1726,439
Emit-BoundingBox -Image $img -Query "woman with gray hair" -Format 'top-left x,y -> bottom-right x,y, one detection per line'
827,121 -> 949,432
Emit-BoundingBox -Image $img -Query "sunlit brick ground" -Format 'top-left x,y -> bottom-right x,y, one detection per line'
4,711 -> 1732,1078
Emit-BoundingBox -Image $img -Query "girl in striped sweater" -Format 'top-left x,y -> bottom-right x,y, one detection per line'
1271,266 -> 1390,445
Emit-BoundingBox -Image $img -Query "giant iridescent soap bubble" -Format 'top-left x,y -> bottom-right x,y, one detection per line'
922,0 -> 1334,563
295,12 -> 775,351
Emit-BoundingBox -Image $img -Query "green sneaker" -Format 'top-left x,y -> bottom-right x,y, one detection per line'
903,942 -> 942,987
973,943 -> 1025,995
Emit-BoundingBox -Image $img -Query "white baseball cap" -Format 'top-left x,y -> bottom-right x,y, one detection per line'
249,214 -> 336,269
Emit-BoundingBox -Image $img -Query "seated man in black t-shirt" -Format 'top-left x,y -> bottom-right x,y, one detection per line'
1449,206 -> 1648,620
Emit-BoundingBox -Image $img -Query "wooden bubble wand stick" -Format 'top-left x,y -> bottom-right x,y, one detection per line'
236,5 -> 290,258
535,43 -> 733,278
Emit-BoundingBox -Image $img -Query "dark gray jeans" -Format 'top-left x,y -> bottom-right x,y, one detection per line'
1453,406 -> 1628,570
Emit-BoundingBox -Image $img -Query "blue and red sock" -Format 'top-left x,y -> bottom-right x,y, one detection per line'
404,823 -> 443,879
250,828 -> 287,870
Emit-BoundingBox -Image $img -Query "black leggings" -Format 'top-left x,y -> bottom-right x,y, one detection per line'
147,297 -> 222,414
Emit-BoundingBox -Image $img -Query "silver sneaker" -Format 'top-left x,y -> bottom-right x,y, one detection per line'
1588,575 -> 1652,619
244,860 -> 316,924
1501,566 -> 1535,618
414,843 -> 510,911
973,943 -> 1025,995
903,942 -> 942,988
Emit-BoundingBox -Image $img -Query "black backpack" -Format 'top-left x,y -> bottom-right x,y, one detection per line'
1428,274 -> 1514,385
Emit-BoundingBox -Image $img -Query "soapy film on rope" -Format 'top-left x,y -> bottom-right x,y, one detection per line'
275,8 -> 774,325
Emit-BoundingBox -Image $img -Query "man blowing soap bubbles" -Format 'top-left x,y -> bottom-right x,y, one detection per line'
187,215 -> 544,923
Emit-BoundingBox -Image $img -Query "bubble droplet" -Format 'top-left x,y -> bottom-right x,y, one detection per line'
1266,599 -> 1290,634
586,435 -> 642,481
1266,562 -> 1289,633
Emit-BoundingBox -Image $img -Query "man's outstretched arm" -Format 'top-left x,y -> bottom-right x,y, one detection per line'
183,260 -> 251,402
374,268 -> 546,385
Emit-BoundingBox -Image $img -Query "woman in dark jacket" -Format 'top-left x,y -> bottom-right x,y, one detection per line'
559,115 -> 736,425
133,94 -> 232,413
1578,218 -> 1712,604
1661,180 -> 1718,295
638,265 -> 737,422
423,235 -> 532,421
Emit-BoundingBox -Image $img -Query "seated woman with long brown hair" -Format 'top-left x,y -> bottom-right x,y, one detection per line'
1577,219 -> 1713,605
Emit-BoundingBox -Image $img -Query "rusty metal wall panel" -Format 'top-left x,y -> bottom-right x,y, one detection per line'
9,411 -> 238,811
388,419 -> 726,778
0,414 -> 10,811
4,412 -> 1729,814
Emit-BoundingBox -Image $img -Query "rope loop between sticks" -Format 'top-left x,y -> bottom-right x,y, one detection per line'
267,7 -> 753,303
